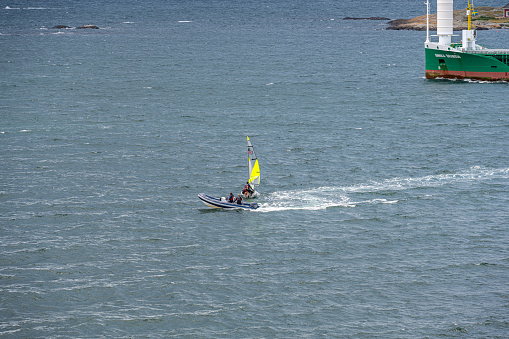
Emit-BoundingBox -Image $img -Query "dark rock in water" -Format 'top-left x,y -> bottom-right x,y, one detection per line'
76,25 -> 99,29
344,17 -> 391,20
50,24 -> 100,30
386,25 -> 427,31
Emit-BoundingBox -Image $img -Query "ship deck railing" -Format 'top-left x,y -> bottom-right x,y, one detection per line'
450,44 -> 509,55
463,49 -> 509,55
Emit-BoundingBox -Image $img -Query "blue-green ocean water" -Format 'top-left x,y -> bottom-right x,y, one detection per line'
1,1 -> 509,337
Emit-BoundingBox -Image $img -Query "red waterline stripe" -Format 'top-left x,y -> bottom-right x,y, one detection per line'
425,70 -> 509,81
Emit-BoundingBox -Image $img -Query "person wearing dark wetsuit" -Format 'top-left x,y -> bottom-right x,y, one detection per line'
243,182 -> 254,197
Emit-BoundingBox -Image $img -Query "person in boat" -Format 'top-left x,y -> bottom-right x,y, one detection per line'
228,193 -> 234,203
236,194 -> 242,205
243,182 -> 254,197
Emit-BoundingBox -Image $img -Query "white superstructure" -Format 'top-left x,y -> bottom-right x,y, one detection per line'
425,0 -> 484,52
462,1 -> 477,50
437,0 -> 453,46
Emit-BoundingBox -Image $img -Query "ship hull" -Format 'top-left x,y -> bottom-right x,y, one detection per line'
425,47 -> 509,81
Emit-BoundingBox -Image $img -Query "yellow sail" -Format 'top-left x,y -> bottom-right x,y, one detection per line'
249,159 -> 260,185
247,136 -> 260,186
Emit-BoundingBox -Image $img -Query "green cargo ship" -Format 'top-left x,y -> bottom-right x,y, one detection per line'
424,0 -> 509,81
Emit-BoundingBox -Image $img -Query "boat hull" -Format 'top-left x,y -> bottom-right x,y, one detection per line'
425,47 -> 509,81
198,193 -> 259,210
242,190 -> 259,199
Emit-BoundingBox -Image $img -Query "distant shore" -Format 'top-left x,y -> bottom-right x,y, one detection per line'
386,6 -> 509,30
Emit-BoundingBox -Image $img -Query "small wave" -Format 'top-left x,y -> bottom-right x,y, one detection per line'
178,21 -> 192,23
5,6 -> 51,10
363,198 -> 398,204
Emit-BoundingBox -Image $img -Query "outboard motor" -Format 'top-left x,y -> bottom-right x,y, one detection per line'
250,202 -> 259,209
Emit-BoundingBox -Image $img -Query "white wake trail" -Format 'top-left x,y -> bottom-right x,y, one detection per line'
256,166 -> 509,212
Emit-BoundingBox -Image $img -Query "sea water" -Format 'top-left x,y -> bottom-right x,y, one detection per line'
1,1 -> 508,337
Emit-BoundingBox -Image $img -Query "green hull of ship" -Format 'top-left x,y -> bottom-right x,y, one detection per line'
425,47 -> 509,81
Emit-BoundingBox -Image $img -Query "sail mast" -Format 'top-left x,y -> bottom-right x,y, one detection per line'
247,136 -> 251,183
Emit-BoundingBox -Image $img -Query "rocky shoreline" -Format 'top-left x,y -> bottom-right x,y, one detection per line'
344,17 -> 391,21
386,6 -> 509,31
